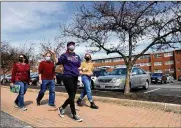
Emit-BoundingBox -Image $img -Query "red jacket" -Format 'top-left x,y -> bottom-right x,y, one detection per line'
11,63 -> 30,83
38,61 -> 55,80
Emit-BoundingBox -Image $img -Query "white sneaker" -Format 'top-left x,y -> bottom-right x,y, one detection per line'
21,107 -> 27,111
14,103 -> 19,108
58,107 -> 65,117
73,115 -> 83,122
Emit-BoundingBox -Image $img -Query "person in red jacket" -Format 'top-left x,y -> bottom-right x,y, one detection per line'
10,54 -> 31,111
36,52 -> 56,107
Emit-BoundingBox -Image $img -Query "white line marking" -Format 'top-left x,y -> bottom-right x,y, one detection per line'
144,88 -> 161,93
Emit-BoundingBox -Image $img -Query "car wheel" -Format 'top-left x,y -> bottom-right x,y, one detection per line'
143,81 -> 149,90
91,80 -> 94,90
161,80 -> 163,84
2,78 -> 7,84
54,79 -> 57,85
61,81 -> 64,86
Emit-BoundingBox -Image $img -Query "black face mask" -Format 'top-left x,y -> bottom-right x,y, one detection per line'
19,57 -> 24,62
85,57 -> 90,61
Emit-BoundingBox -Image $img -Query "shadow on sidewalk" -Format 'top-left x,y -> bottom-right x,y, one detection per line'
81,100 -> 90,108
41,99 -> 49,105
25,101 -> 33,106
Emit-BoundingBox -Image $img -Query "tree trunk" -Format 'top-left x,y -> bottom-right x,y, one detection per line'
124,64 -> 132,95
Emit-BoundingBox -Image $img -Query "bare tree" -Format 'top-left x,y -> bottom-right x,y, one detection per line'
60,2 -> 181,94
1,41 -> 38,77
1,41 -> 19,77
39,38 -> 66,57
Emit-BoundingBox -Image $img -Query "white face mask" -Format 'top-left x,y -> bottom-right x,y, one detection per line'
45,57 -> 51,61
68,45 -> 75,51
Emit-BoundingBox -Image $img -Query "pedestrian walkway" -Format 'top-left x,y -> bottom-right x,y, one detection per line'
1,87 -> 181,127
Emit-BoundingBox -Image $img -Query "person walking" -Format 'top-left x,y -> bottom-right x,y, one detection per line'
77,53 -> 99,109
10,54 -> 31,111
50,41 -> 83,122
36,52 -> 56,107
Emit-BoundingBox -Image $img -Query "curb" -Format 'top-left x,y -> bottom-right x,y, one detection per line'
1,85 -> 181,114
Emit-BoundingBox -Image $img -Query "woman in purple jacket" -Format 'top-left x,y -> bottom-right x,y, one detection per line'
51,42 -> 83,122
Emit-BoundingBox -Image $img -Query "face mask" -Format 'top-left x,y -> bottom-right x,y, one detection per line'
45,57 -> 51,61
85,57 -> 90,61
19,57 -> 24,63
68,45 -> 75,51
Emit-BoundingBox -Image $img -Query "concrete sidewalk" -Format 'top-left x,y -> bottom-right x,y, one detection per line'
1,87 -> 181,127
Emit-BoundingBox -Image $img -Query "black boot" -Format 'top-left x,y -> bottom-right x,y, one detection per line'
90,101 -> 99,109
77,98 -> 83,107
36,93 -> 44,106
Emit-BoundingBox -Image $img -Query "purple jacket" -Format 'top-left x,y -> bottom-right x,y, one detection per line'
57,52 -> 81,77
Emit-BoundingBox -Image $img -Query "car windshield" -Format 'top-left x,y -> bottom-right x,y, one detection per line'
109,68 -> 127,75
93,70 -> 107,77
152,73 -> 162,76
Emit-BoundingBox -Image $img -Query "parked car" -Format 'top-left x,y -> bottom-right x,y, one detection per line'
178,75 -> 181,81
55,72 -> 64,86
77,68 -> 109,89
94,67 -> 150,90
90,69 -> 109,89
1,74 -> 12,84
30,72 -> 40,86
151,73 -> 167,84
165,74 -> 174,83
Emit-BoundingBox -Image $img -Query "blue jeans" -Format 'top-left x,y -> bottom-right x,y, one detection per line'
37,80 -> 55,105
14,82 -> 28,108
80,75 -> 93,102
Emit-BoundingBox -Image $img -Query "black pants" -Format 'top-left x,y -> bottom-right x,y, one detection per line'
62,76 -> 78,115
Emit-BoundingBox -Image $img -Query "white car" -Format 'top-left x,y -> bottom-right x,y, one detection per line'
165,74 -> 174,83
95,67 -> 150,90
77,76 -> 95,89
1,74 -> 12,84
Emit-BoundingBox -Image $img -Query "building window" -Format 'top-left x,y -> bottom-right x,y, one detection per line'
113,58 -> 122,62
134,62 -> 151,67
105,59 -> 111,63
154,62 -> 162,66
154,53 -> 162,58
164,52 -> 173,57
165,61 -> 174,65
165,69 -> 174,73
154,69 -> 162,73
139,55 -> 150,59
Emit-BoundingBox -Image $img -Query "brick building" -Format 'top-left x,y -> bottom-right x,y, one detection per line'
92,49 -> 181,80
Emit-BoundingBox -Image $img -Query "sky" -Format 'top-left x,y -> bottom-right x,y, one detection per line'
1,2 -> 180,60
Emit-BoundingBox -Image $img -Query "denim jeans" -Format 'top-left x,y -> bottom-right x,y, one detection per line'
80,75 -> 93,102
14,82 -> 28,108
37,80 -> 55,105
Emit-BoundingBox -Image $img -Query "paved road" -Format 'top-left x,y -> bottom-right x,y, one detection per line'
146,81 -> 181,97
52,80 -> 181,97
1,111 -> 32,128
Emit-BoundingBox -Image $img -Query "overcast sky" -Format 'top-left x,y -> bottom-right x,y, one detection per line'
1,2 -> 180,60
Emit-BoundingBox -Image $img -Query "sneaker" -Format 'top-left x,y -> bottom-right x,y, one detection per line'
14,102 -> 19,108
73,115 -> 83,122
49,104 -> 56,107
36,99 -> 40,106
90,101 -> 99,109
58,107 -> 65,118
21,107 -> 27,111
77,98 -> 83,107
